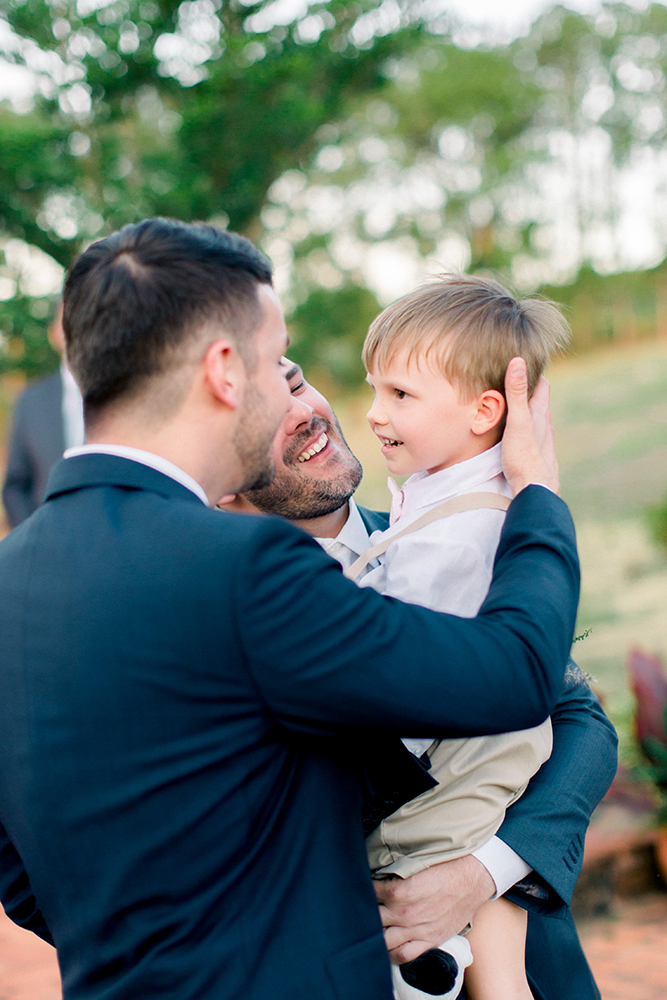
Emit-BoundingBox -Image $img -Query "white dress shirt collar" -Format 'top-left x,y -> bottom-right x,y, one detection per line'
60,363 -> 85,450
390,443 -> 505,524
63,444 -> 209,506
315,499 -> 376,573
329,498 -> 372,556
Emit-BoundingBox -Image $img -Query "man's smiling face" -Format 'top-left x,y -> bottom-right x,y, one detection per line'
241,360 -> 362,520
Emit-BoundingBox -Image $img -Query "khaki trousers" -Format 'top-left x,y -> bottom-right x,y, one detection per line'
366,719 -> 552,878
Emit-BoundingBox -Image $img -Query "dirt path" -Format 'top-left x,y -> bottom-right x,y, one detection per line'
579,892 -> 667,1000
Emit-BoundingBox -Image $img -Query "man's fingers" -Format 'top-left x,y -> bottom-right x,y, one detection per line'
374,875 -> 421,912
377,899 -> 419,929
504,356 -> 529,405
386,937 -> 434,966
382,922 -> 439,964
501,358 -> 559,495
529,374 -> 551,415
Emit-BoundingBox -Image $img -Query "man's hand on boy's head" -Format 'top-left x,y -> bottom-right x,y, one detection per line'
501,358 -> 560,497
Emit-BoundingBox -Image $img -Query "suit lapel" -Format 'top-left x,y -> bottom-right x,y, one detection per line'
356,505 -> 390,535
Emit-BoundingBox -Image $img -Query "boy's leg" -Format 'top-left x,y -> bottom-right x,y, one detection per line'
464,897 -> 533,1000
367,728 -> 550,999
366,725 -> 552,877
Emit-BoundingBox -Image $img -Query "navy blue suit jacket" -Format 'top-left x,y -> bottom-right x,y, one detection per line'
2,370 -> 65,527
0,455 -> 580,1000
357,505 -> 617,1000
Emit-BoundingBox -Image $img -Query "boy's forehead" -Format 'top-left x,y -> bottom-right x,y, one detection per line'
370,337 -> 454,377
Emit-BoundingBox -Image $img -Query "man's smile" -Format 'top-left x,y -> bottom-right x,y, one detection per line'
296,431 -> 329,463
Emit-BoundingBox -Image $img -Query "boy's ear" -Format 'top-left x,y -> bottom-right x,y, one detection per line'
471,389 -> 506,437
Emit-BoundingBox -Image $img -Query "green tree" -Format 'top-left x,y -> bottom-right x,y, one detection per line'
288,280 -> 381,390
5,1 -> 667,385
0,0 -> 421,374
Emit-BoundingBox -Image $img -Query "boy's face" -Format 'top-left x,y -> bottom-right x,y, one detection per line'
365,349 -> 485,477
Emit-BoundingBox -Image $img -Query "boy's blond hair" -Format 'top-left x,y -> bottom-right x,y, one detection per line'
362,274 -> 570,400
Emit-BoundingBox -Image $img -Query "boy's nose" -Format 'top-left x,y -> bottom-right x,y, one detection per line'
366,398 -> 385,426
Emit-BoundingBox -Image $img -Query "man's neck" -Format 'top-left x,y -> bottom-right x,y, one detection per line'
292,501 -> 350,539
85,422 -> 235,507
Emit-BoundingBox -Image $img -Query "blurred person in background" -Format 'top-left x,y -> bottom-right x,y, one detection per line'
2,298 -> 84,527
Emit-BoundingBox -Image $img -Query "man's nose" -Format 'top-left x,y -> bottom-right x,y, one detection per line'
285,397 -> 315,435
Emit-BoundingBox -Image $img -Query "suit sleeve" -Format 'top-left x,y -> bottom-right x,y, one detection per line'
500,662 -> 618,916
0,820 -> 53,943
2,394 -> 38,528
237,485 -> 580,740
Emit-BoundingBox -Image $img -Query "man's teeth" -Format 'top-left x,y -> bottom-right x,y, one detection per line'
296,431 -> 328,463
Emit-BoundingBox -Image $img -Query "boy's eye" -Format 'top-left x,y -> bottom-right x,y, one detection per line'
395,389 -> 407,400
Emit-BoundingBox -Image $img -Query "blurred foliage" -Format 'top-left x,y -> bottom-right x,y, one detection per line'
288,281 -> 381,390
628,648 -> 667,822
0,0 -> 420,375
541,257 -> 667,351
647,492 -> 667,554
260,3 -> 667,386
1,0 -> 418,249
0,294 -> 60,378
3,2 -> 667,384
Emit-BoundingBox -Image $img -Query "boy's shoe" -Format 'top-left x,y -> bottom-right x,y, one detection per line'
391,934 -> 472,1000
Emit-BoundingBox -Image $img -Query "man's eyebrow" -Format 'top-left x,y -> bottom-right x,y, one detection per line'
284,363 -> 302,381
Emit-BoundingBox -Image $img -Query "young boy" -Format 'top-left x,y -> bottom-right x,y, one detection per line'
351,274 -> 571,1000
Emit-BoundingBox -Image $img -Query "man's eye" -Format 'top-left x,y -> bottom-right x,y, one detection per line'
290,380 -> 305,395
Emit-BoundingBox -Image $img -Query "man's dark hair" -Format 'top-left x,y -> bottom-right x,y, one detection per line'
62,218 -> 273,422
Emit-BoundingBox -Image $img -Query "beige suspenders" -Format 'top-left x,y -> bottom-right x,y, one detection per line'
344,492 -> 512,582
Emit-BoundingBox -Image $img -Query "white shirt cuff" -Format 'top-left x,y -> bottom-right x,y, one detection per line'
471,836 -> 532,899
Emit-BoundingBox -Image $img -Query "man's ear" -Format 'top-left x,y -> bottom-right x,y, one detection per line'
203,339 -> 244,410
471,389 -> 506,437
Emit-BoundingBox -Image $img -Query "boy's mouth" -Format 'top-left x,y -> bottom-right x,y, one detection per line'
379,435 -> 402,450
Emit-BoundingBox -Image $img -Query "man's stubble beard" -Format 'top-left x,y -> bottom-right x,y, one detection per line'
243,414 -> 363,520
232,379 -> 280,493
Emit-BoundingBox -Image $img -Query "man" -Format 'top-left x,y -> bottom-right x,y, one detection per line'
2,300 -> 84,527
0,218 -> 580,1000
226,361 -> 618,1000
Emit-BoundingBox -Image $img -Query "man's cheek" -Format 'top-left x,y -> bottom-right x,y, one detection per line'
272,436 -> 288,465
